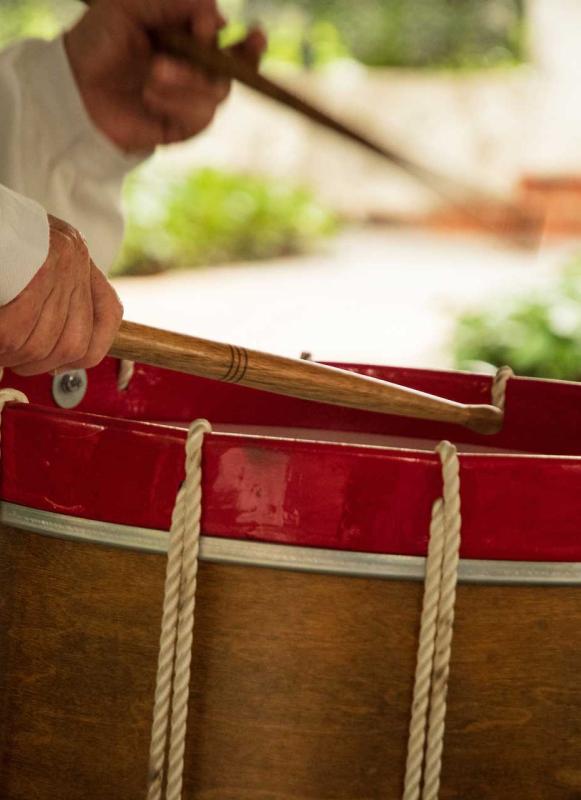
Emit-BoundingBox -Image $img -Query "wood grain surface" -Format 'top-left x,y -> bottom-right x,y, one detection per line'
1,523 -> 580,799
110,321 -> 503,435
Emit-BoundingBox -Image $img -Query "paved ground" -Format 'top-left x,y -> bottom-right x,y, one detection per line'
113,225 -> 580,370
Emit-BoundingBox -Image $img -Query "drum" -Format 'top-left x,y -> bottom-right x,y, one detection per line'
1,358 -> 580,800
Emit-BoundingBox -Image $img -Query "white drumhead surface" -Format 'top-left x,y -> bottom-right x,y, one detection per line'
156,422 -> 527,455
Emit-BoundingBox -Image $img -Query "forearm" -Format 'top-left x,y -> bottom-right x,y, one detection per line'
0,36 -> 141,276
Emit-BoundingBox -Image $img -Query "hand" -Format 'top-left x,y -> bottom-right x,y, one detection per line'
65,0 -> 267,152
0,216 -> 123,376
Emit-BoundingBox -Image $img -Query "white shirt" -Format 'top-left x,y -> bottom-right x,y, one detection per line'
0,36 -> 141,306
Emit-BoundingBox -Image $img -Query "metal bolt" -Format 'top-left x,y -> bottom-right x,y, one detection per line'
60,373 -> 84,393
52,369 -> 88,409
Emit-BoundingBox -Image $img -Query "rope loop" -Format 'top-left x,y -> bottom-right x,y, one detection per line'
0,388 -> 29,453
491,365 -> 514,411
117,359 -> 136,392
149,421 -> 463,800
402,440 -> 462,800
147,418 -> 211,800
0,388 -> 29,411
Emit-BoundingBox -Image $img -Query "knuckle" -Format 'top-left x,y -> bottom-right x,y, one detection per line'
52,229 -> 75,260
51,221 -> 89,260
72,228 -> 89,255
58,219 -> 77,238
74,238 -> 90,262
82,336 -> 111,369
56,338 -> 90,366
58,343 -> 87,365
50,218 -> 75,242
79,347 -> 106,370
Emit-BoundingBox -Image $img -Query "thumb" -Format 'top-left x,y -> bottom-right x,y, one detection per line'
227,28 -> 268,71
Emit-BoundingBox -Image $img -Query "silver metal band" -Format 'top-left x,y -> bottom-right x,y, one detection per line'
1,500 -> 580,586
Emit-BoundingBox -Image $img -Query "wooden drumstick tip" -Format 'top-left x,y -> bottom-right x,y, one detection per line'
464,404 -> 504,435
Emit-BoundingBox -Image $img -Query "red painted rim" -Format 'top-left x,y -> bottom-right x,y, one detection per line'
1,358 -> 581,562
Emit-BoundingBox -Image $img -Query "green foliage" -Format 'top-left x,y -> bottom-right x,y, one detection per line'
0,0 -> 526,70
220,0 -> 525,70
327,0 -> 525,69
113,168 -> 338,276
452,259 -> 581,380
0,0 -> 79,48
0,0 -> 57,47
257,15 -> 350,68
220,5 -> 350,68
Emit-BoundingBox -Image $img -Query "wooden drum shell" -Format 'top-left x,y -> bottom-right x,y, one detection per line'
1,516 -> 581,800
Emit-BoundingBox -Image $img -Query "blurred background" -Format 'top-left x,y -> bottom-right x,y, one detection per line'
3,0 -> 581,379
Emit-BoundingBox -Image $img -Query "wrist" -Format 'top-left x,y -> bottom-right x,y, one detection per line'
58,29 -> 149,166
63,24 -> 118,151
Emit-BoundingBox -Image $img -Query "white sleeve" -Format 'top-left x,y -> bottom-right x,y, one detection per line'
0,185 -> 49,306
0,35 -> 143,305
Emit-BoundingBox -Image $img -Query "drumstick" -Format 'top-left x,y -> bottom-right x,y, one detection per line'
155,31 -> 480,208
110,321 -> 503,434
78,0 -> 535,230
156,32 -> 541,240
79,0 -> 458,196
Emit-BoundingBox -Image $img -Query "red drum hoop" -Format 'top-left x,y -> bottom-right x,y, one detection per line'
1,358 -> 581,565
